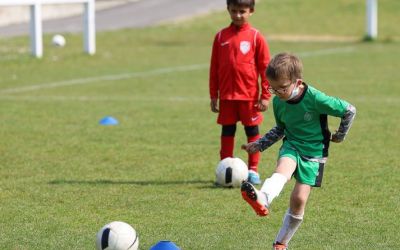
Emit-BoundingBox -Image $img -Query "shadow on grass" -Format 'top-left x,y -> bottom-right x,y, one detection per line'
48,179 -> 217,188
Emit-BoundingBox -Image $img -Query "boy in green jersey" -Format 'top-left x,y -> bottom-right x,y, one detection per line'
240,52 -> 356,250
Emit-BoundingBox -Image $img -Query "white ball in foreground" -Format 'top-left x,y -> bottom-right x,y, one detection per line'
96,221 -> 139,250
52,34 -> 66,47
216,157 -> 248,187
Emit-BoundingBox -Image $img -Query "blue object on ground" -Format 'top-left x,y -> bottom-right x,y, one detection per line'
149,240 -> 180,250
99,116 -> 119,125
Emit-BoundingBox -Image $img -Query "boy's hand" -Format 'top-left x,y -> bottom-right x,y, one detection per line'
210,98 -> 219,113
255,99 -> 269,112
241,142 -> 260,154
331,131 -> 345,143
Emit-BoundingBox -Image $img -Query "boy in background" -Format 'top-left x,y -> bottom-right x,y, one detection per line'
241,52 -> 356,249
209,0 -> 271,184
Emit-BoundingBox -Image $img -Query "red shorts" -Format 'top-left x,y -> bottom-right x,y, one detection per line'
217,100 -> 263,126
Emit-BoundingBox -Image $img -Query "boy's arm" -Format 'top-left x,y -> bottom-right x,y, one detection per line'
257,97 -> 285,151
242,98 -> 284,154
209,34 -> 220,100
314,90 -> 356,143
257,126 -> 285,151
241,126 -> 284,154
331,104 -> 356,142
255,32 -> 271,101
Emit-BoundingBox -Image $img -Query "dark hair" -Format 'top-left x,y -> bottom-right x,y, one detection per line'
266,52 -> 303,82
227,0 -> 255,9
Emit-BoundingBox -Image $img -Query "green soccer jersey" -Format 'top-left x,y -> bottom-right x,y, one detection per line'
273,84 -> 350,157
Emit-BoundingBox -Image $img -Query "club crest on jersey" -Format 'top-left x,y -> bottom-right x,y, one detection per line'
240,41 -> 250,54
304,112 -> 313,121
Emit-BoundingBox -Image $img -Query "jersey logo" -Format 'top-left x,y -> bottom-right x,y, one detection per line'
251,116 -> 259,122
221,41 -> 230,46
304,112 -> 313,121
240,41 -> 250,54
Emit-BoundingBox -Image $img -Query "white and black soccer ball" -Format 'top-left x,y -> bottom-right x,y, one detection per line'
52,34 -> 66,47
215,157 -> 248,187
96,221 -> 139,250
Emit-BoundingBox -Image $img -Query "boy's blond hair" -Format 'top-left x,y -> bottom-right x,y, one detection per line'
266,52 -> 303,82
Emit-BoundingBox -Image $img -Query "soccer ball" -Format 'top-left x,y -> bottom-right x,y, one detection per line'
96,221 -> 139,250
215,157 -> 248,187
52,34 -> 66,47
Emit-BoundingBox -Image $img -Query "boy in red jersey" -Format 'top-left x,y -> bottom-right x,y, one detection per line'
209,0 -> 271,184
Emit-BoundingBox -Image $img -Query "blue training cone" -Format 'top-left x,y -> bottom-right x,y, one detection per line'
99,116 -> 119,126
149,240 -> 180,250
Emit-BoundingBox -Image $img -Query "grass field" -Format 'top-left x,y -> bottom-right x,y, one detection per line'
0,0 -> 399,249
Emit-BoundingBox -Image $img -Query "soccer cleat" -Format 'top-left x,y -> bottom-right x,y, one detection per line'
272,242 -> 288,250
247,170 -> 261,185
240,181 -> 269,216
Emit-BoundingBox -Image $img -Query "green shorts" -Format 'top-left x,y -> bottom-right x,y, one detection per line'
278,145 -> 326,187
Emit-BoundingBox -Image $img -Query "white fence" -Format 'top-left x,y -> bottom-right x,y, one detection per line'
0,0 -> 95,58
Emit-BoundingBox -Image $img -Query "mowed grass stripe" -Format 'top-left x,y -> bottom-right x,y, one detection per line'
0,95 -> 399,104
0,46 -> 355,95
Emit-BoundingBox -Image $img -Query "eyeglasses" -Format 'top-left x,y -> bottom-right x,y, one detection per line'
268,82 -> 294,94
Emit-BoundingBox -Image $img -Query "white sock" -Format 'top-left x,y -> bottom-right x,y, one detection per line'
260,173 -> 287,205
275,209 -> 304,245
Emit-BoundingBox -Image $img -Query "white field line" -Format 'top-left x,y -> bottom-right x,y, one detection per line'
0,63 -> 208,94
0,46 -> 355,95
297,46 -> 355,57
0,95 -> 208,102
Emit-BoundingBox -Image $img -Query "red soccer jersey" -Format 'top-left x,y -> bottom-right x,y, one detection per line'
209,23 -> 271,101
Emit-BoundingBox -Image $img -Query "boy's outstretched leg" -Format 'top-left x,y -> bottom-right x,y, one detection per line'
241,171 -> 288,216
240,181 -> 269,216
